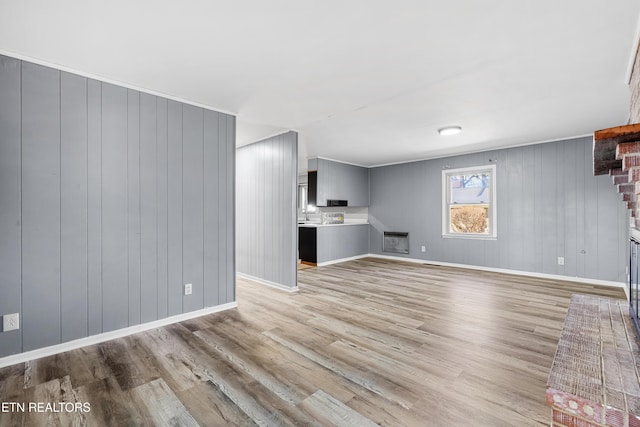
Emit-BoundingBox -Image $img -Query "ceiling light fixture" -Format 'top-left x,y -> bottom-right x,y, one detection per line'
438,126 -> 462,136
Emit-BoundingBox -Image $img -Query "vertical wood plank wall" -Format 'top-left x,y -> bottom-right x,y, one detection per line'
0,56 -> 21,357
0,55 -> 236,358
368,136 -> 629,283
21,61 -> 61,351
236,132 -> 298,289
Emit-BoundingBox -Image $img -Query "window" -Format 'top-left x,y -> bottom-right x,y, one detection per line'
442,164 -> 496,239
297,184 -> 308,211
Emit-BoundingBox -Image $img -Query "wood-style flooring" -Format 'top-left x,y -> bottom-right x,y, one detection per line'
0,258 -> 625,426
298,260 -> 316,271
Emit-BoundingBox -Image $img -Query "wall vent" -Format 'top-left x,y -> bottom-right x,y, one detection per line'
383,231 -> 409,254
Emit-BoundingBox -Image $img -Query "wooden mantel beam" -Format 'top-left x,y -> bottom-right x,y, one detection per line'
593,123 -> 640,175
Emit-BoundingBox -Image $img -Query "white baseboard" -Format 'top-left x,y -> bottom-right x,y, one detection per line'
0,302 -> 237,369
237,272 -> 299,293
365,253 -> 626,290
317,254 -> 370,267
4,256 -> 623,369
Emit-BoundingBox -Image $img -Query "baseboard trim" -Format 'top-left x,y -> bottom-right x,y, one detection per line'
317,254 -> 370,267
366,253 -> 626,290
0,302 -> 237,369
237,272 -> 299,293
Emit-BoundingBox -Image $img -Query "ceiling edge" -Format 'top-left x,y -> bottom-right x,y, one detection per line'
0,48 -> 238,116
625,13 -> 640,84
367,133 -> 594,169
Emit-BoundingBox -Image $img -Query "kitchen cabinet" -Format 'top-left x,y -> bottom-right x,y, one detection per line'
308,158 -> 369,207
316,224 -> 369,264
299,223 -> 369,265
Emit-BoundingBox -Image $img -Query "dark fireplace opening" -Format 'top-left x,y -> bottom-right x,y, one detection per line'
383,231 -> 409,254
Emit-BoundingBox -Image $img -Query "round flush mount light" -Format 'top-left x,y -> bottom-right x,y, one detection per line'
438,126 -> 462,136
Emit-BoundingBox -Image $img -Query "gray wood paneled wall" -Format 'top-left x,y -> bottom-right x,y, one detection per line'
369,136 -> 629,283
0,55 -> 236,358
236,132 -> 298,289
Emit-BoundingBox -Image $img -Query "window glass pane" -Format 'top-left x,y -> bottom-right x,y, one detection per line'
442,165 -> 495,238
449,205 -> 489,234
298,185 -> 308,210
450,173 -> 490,204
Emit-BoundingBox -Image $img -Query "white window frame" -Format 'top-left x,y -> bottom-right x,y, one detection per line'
442,164 -> 497,240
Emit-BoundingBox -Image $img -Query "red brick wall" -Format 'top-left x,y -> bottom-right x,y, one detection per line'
631,43 -> 640,123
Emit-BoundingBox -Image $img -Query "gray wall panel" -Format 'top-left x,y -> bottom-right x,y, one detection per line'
575,140 -> 587,278
127,90 -> 141,326
597,173 -> 625,280
368,136 -> 628,283
21,62 -> 61,351
237,131 -> 298,289
556,142 -> 566,276
0,56 -> 22,356
280,140 -> 287,282
264,138 -> 275,281
506,148 -> 524,270
563,139 -> 578,277
140,93 -> 158,323
60,72 -> 88,342
520,146 -> 536,272
203,110 -> 220,308
101,83 -> 129,332
287,133 -> 295,284
583,144 -> 600,280
167,100 -> 183,316
0,54 -> 236,359
540,142 -> 558,274
228,115 -> 236,302
183,105 -> 205,313
218,115 -> 229,302
156,98 -> 169,318
532,145 -> 545,275
87,79 -> 102,336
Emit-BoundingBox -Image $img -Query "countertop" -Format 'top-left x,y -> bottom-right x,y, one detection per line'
298,221 -> 369,228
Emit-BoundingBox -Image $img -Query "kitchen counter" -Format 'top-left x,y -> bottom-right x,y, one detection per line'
298,222 -> 369,265
298,221 -> 369,228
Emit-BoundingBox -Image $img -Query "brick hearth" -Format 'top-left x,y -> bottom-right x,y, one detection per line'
547,295 -> 640,427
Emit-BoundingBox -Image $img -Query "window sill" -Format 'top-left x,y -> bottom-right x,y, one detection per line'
442,234 -> 497,241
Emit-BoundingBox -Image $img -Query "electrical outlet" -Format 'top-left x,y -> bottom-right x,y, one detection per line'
557,257 -> 565,266
3,313 -> 19,332
184,283 -> 193,296
421,245 -> 426,253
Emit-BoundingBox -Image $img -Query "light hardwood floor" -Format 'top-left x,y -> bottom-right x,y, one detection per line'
0,258 -> 625,426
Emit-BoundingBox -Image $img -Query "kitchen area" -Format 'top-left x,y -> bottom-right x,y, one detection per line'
298,158 -> 370,268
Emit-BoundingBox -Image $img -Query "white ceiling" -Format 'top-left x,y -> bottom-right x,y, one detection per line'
1,1 -> 639,171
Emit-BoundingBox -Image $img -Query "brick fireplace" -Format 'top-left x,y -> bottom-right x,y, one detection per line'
594,123 -> 640,230
543,32 -> 640,427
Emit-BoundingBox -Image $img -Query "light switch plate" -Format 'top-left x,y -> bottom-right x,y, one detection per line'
3,313 -> 19,332
184,283 -> 193,296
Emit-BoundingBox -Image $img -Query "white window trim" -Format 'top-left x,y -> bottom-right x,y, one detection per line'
442,164 -> 497,240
